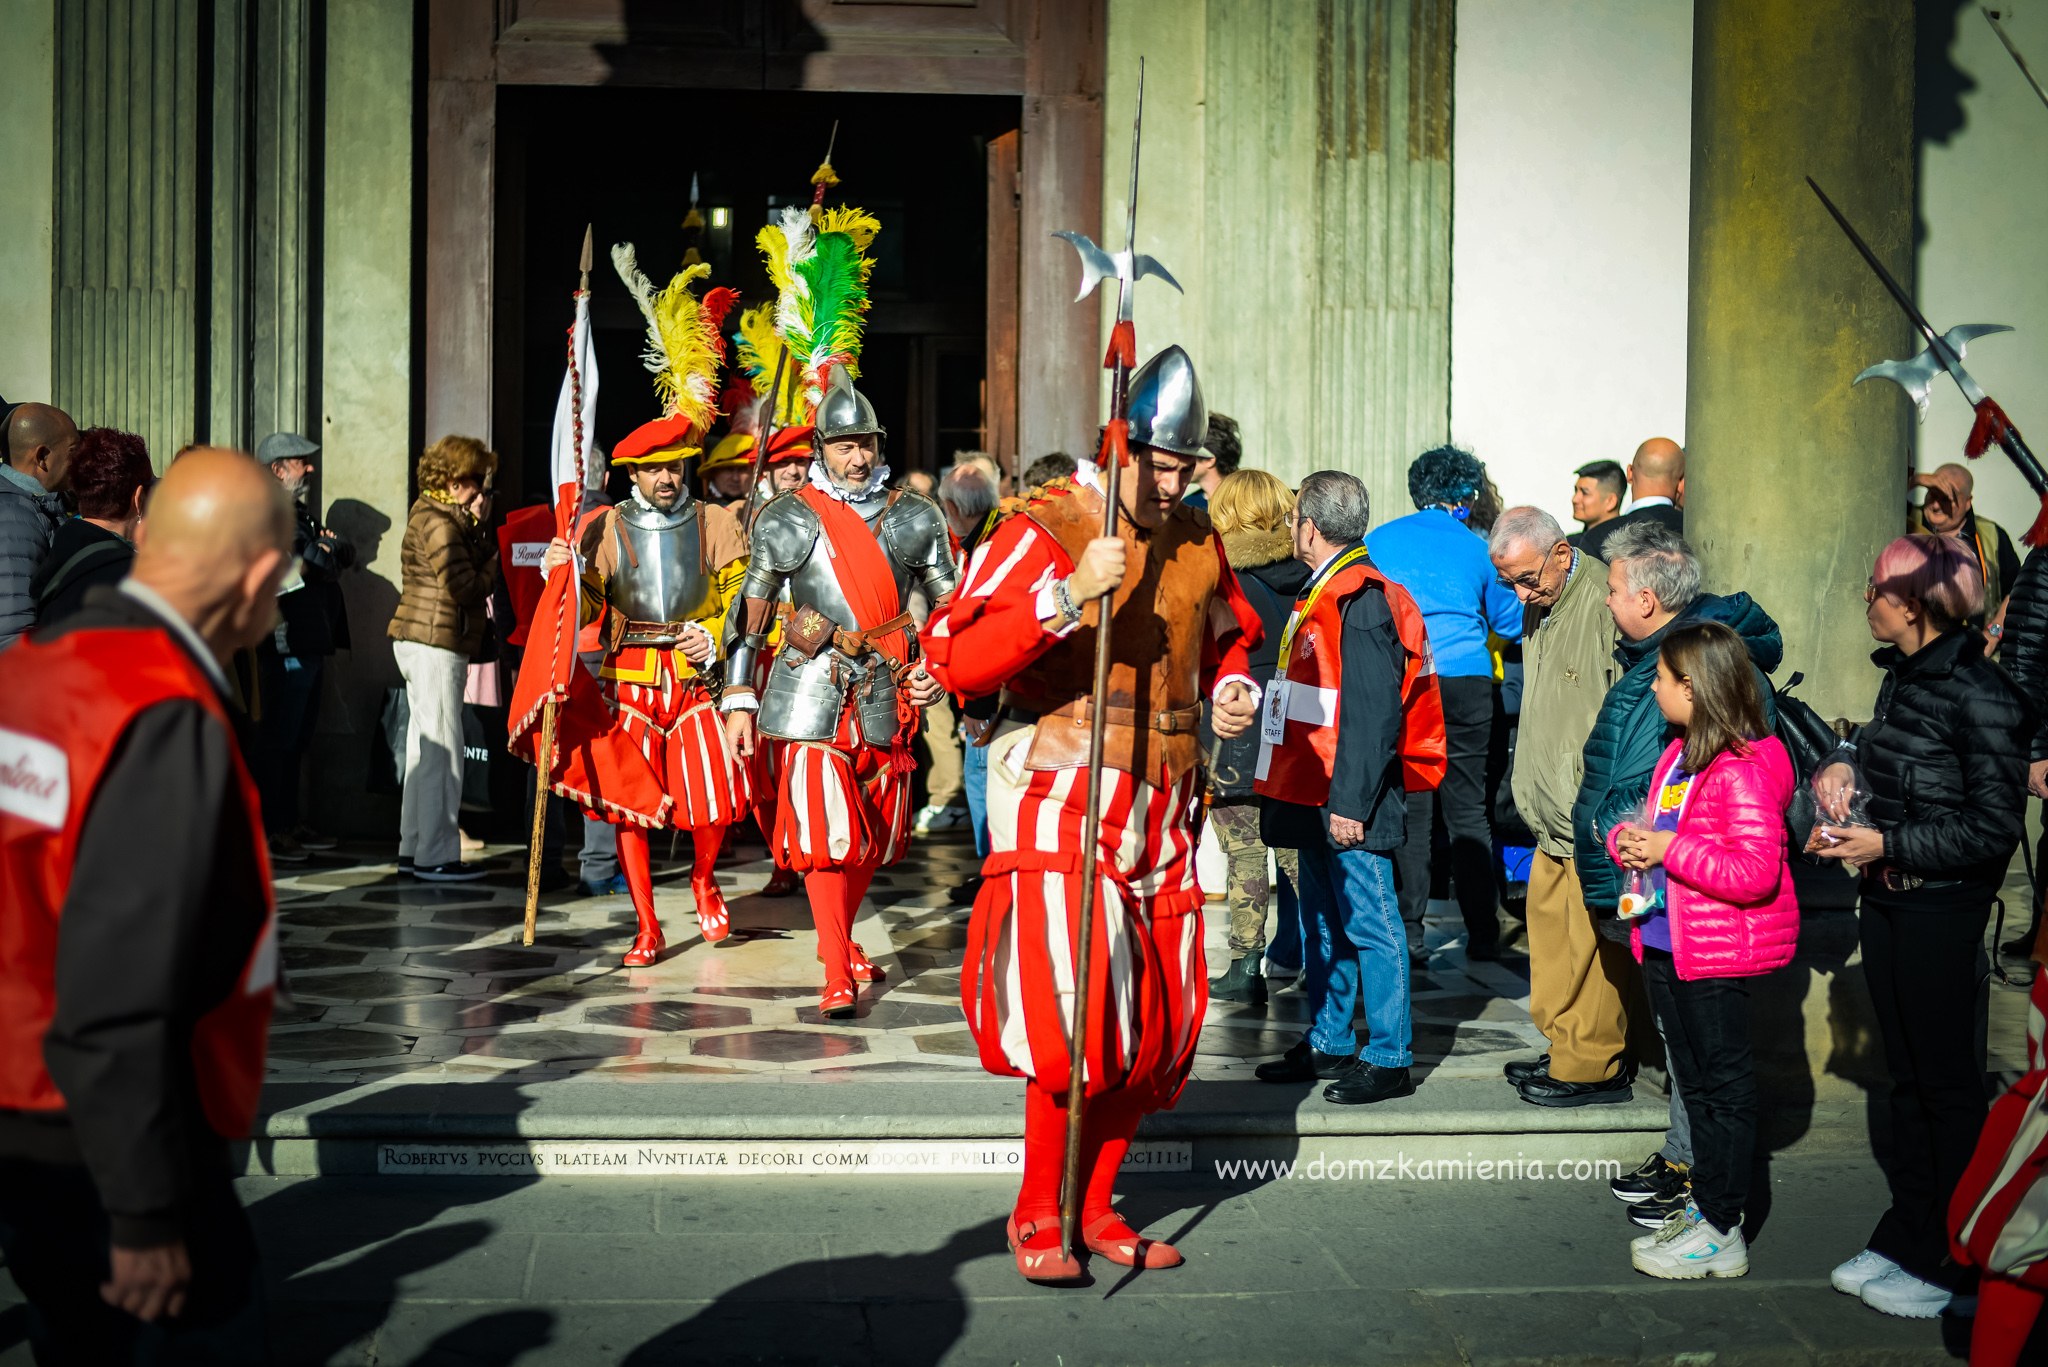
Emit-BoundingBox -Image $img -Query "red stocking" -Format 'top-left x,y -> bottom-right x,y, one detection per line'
617,826 -> 658,939
1016,1081 -> 1068,1227
1975,1276 -> 2048,1367
1082,1090 -> 1145,1223
807,870 -> 855,981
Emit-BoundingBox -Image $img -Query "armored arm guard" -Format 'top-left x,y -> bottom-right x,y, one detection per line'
884,492 -> 962,619
722,493 -> 816,710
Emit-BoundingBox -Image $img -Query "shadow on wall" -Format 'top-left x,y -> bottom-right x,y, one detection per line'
1916,0 -> 1978,251
314,497 -> 400,839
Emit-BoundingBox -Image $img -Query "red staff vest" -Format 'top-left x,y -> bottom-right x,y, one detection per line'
0,626 -> 277,1137
1254,547 -> 1447,807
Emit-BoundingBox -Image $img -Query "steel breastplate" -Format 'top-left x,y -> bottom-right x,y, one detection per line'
609,500 -> 713,628
757,492 -> 903,746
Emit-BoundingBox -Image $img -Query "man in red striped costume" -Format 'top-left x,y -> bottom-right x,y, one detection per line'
721,366 -> 958,1017
543,436 -> 752,966
923,346 -> 1262,1284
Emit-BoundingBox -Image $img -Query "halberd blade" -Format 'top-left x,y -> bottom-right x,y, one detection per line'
1855,353 -> 1945,420
1131,255 -> 1183,295
1054,231 -> 1117,302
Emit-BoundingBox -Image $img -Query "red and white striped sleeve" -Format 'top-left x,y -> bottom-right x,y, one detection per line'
920,513 -> 1079,699
1204,536 -> 1263,700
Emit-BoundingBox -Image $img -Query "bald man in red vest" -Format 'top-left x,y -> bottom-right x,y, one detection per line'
0,448 -> 287,1361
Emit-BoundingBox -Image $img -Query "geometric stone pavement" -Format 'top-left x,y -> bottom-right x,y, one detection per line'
268,825 -> 1554,1087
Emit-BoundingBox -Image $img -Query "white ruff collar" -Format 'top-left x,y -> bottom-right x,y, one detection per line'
808,458 -> 891,505
627,484 -> 687,514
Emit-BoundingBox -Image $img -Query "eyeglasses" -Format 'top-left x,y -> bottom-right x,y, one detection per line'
1863,578 -> 1878,605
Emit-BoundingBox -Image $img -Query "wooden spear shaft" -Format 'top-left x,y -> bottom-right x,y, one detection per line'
1059,355 -> 1134,1263
523,224 -> 594,946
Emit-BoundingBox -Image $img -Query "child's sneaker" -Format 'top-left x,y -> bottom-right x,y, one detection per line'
1830,1248 -> 1902,1296
1859,1265 -> 1968,1319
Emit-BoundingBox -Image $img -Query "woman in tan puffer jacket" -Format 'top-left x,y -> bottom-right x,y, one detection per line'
387,434 -> 499,880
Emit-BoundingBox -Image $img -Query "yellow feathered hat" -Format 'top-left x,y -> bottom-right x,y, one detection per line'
609,246 -> 739,466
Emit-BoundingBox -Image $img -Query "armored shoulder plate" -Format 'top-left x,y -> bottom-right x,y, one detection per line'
878,490 -> 949,571
747,492 -> 822,574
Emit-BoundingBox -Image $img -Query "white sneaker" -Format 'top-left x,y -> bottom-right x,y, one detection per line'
1629,1206 -> 1749,1280
1830,1248 -> 1902,1296
1859,1265 -> 1965,1319
913,804 -> 968,835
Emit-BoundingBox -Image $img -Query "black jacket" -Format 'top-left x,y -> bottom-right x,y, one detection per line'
2001,543 -> 2048,762
1259,560 -> 1407,854
1203,532 -> 1309,799
1854,628 -> 2031,895
266,499 -> 354,658
30,518 -> 134,628
1578,501 -> 1683,563
0,589 -> 270,1246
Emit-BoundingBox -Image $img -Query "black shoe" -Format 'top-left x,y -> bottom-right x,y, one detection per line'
1466,939 -> 1501,962
1323,1063 -> 1414,1105
1516,1072 -> 1633,1107
1210,954 -> 1268,1006
1609,1151 -> 1689,1203
1503,1053 -> 1550,1085
412,860 -> 488,883
397,856 -> 415,873
947,877 -> 983,906
1628,1186 -> 1692,1229
1255,1041 -> 1357,1084
536,867 -> 577,894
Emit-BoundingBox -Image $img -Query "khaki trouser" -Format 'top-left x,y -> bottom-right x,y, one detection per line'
921,692 -> 965,810
1526,849 -> 1636,1083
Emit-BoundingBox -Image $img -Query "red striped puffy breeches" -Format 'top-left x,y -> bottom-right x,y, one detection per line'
961,720 -> 1209,1106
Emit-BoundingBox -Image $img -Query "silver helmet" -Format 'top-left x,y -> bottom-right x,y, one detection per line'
1124,345 -> 1206,458
814,363 -> 887,446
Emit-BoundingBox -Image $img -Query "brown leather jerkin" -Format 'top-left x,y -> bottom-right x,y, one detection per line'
998,480 -> 1221,788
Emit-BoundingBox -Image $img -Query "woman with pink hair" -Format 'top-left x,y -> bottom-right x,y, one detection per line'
1809,534 -> 2031,1320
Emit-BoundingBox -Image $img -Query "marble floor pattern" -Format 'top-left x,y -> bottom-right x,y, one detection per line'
266,830 -> 1554,1086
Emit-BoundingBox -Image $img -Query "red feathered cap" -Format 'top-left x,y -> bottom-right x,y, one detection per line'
611,414 -> 701,467
762,425 -> 816,465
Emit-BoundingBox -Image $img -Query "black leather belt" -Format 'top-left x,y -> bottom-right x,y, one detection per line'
1866,866 -> 1965,894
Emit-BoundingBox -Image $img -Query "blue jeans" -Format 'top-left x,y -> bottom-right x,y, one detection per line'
1297,841 -> 1412,1067
963,731 -> 990,860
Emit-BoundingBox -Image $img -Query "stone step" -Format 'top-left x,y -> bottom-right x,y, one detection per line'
242,1075 -> 1706,1176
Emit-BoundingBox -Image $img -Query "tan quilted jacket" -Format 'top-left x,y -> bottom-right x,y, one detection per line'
386,496 -> 500,656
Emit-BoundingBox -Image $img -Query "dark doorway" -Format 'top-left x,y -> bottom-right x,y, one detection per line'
498,87 -> 1020,503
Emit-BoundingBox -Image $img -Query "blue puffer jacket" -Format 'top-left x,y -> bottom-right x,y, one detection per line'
1572,592 -> 1783,911
0,463 -> 64,649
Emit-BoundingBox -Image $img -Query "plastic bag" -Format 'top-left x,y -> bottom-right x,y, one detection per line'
1797,745 -> 1874,865
1613,797 -> 1663,923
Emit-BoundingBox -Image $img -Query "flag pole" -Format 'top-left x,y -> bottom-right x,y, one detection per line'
524,224 -> 593,946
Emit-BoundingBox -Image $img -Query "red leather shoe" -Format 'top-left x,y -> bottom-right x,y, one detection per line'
820,942 -> 885,983
694,879 -> 732,945
762,865 -> 801,898
1007,1215 -> 1085,1284
819,978 -> 857,1018
1081,1211 -> 1183,1269
621,928 -> 665,967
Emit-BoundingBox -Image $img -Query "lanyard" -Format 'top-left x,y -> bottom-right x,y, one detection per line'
1277,545 -> 1372,668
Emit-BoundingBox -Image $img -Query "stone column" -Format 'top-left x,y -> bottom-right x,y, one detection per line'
318,0 -> 414,836
1685,0 -> 1914,720
0,0 -> 56,400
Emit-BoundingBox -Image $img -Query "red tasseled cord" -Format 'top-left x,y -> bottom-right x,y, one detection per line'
1103,319 -> 1137,372
1968,398 -> 2048,545
1099,418 -> 1131,470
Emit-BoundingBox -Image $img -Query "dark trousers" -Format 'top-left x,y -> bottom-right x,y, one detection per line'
255,651 -> 324,834
0,1156 -> 266,1365
1639,949 -> 1756,1231
1394,675 -> 1500,952
1860,892 -> 1992,1290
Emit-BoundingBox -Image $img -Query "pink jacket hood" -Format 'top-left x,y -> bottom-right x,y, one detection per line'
1606,735 -> 1801,980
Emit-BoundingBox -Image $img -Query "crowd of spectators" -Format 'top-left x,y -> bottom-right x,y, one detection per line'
10,382 -> 2048,1354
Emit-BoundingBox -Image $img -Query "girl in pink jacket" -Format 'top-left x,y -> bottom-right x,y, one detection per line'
1608,620 -> 1800,1282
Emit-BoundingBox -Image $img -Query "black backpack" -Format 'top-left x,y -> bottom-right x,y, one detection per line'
1771,671 -> 1841,785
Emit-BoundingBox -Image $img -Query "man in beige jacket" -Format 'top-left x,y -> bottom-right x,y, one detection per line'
1487,506 -> 1627,1104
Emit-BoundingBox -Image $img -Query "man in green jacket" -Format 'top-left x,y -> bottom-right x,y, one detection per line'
1488,506 -> 1632,1111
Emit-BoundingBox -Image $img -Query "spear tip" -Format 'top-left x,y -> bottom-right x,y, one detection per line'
578,223 -> 593,281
